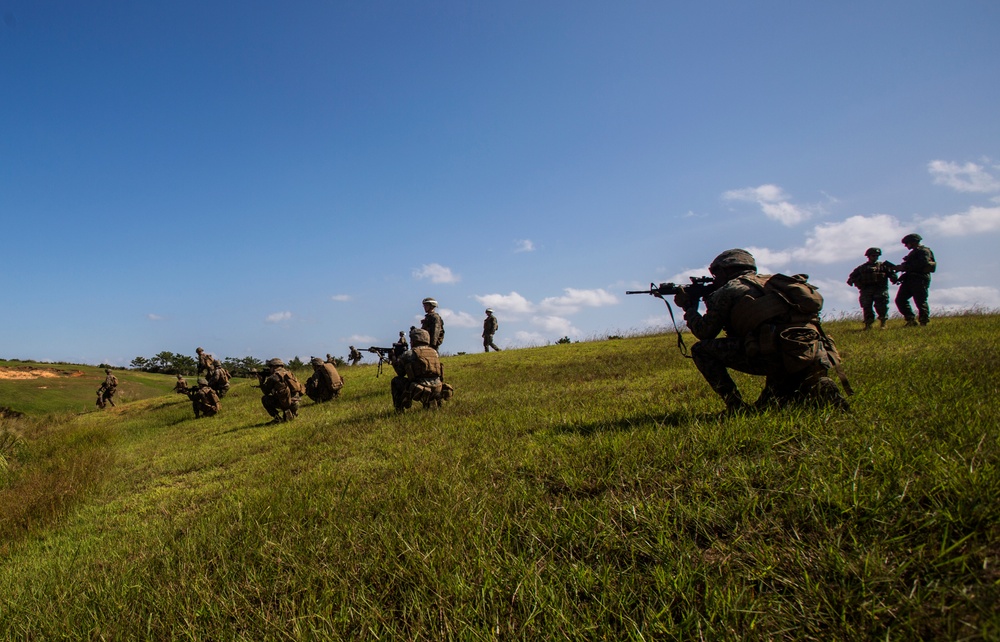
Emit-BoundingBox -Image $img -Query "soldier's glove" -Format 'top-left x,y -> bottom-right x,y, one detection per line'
672,289 -> 691,308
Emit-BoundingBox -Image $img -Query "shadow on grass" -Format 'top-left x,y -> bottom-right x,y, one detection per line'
552,410 -> 705,436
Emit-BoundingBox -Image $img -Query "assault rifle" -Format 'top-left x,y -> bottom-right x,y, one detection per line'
626,275 -> 716,301
627,276 -> 716,357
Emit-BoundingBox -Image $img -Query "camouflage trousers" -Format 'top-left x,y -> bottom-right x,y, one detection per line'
895,275 -> 930,325
391,376 -> 450,411
690,337 -> 841,410
261,394 -> 300,421
483,334 -> 501,352
857,287 -> 889,325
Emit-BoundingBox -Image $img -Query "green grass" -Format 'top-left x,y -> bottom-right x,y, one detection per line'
1,316 -> 998,640
0,360 -> 178,415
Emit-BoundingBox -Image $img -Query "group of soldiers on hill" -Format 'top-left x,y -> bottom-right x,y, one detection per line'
104,234 -> 937,420
846,233 -> 937,329
165,348 -> 233,418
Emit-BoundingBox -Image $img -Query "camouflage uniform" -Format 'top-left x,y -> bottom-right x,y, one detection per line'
97,369 -> 118,408
260,358 -> 305,423
306,357 -> 344,402
421,298 -> 444,350
348,346 -> 363,366
846,248 -> 895,329
173,374 -> 188,394
196,347 -> 213,375
206,359 -> 231,398
390,328 -> 454,412
894,234 -> 936,326
187,377 -> 220,418
483,309 -> 501,352
679,249 -> 847,413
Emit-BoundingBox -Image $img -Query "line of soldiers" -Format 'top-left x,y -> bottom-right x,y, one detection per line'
847,233 -> 937,329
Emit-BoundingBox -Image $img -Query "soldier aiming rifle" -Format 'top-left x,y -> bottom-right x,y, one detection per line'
627,276 -> 717,354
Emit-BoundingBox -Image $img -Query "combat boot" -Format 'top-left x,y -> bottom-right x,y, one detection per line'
812,377 -> 850,411
879,318 -> 887,329
904,318 -> 918,327
863,322 -> 873,331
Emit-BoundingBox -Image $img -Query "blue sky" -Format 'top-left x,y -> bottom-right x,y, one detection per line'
2,2 -> 999,366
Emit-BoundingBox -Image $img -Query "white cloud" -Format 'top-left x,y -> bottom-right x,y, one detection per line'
146,313 -> 163,321
928,160 -> 1000,193
413,263 -> 460,284
475,291 -> 534,316
778,214 -> 908,265
531,315 -> 581,337
538,288 -> 618,315
347,334 -> 377,345
920,205 -> 1000,237
439,308 -> 478,328
514,239 -> 535,253
513,330 -> 547,346
929,286 -> 1000,312
331,294 -> 352,302
266,311 -> 292,323
722,184 -> 815,226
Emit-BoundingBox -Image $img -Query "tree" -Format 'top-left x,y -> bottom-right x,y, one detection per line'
130,356 -> 149,371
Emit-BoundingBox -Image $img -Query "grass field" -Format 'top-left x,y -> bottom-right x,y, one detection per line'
1,315 -> 998,640
0,360 -> 178,416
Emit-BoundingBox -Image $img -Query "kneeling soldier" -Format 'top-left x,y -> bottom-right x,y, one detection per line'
390,327 -> 454,412
306,356 -> 345,402
187,377 -> 221,418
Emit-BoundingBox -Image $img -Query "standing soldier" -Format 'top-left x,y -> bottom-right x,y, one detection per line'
186,377 -> 220,418
96,368 -> 118,409
348,346 -> 363,366
846,247 -> 896,330
196,347 -> 213,375
420,297 -> 444,351
305,357 -> 345,402
894,233 -> 937,327
394,331 -> 409,351
173,373 -> 189,394
259,358 -> 306,424
482,308 -> 501,352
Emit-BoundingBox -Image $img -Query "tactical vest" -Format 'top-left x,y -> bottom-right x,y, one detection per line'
405,346 -> 443,380
853,263 -> 889,287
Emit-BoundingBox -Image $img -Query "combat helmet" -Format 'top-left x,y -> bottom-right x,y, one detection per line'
266,358 -> 285,368
422,297 -> 438,308
197,377 -> 208,386
709,249 -> 757,276
409,327 -> 431,347
865,247 -> 882,257
310,357 -> 324,366
901,233 -> 922,245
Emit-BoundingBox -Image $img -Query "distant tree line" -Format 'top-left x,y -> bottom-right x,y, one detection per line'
129,352 -> 266,378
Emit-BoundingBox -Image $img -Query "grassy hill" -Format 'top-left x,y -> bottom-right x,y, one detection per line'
1,316 -> 998,640
0,360 -> 178,416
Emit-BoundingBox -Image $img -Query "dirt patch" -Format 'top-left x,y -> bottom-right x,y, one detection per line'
0,367 -> 83,381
